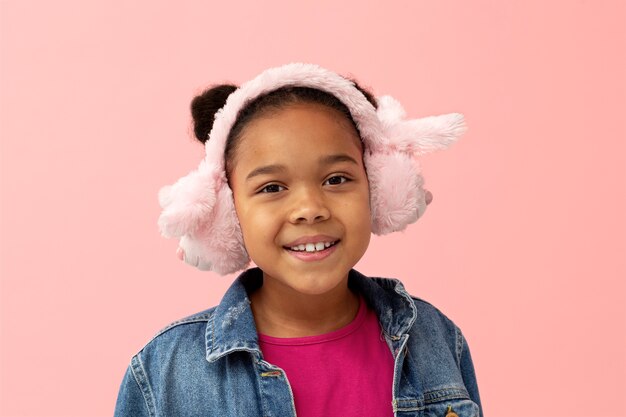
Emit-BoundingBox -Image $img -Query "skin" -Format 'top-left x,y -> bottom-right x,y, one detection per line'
229,102 -> 432,338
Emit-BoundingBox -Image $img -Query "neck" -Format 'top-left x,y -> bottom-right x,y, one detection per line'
249,272 -> 360,338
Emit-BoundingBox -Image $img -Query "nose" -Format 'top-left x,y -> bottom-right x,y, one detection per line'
288,187 -> 330,224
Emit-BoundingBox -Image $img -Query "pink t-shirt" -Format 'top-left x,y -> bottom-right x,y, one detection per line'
258,294 -> 395,417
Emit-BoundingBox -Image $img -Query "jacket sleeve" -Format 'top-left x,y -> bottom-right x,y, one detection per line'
458,329 -> 484,417
114,362 -> 152,417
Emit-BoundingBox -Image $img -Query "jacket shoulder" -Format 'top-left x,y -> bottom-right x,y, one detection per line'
117,306 -> 227,416
132,306 -> 217,357
407,296 -> 483,414
410,295 -> 458,329
406,295 -> 465,365
356,273 -> 461,343
153,306 -> 216,339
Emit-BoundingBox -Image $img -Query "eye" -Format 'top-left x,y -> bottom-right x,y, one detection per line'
324,175 -> 350,186
258,183 -> 285,193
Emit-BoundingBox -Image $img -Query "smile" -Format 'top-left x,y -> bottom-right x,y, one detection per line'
283,240 -> 340,262
287,240 -> 338,252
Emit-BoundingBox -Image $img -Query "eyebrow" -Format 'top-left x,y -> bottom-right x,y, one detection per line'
245,153 -> 359,182
245,164 -> 287,181
319,153 -> 360,167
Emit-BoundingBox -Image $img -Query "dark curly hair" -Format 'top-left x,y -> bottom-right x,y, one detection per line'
190,79 -> 378,177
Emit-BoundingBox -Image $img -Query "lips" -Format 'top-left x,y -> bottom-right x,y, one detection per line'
284,240 -> 339,262
283,234 -> 340,248
282,234 -> 341,261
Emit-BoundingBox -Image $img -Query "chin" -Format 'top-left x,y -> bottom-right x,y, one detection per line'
290,272 -> 349,296
258,267 -> 347,297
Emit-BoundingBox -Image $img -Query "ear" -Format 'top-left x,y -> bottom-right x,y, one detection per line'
376,95 -> 467,155
376,95 -> 407,128
387,113 -> 467,155
157,160 -> 219,238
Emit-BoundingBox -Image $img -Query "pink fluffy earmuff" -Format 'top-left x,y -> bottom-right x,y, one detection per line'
157,63 -> 467,275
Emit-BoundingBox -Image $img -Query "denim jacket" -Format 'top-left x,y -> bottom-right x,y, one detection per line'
114,268 -> 483,416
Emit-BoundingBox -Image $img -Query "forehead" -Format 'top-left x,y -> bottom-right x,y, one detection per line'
232,102 -> 363,172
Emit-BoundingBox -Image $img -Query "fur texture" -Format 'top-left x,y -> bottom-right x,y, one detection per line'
158,159 -> 219,238
157,63 -> 466,274
366,152 -> 425,235
178,183 -> 249,274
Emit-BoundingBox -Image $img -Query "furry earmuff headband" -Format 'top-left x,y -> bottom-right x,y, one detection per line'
158,63 -> 467,275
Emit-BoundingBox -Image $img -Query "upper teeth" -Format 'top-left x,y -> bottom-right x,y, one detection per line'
290,241 -> 336,252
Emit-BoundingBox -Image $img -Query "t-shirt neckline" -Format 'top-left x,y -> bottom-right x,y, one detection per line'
257,294 -> 367,346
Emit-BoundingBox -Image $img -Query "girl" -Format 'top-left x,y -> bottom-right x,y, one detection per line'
114,63 -> 483,417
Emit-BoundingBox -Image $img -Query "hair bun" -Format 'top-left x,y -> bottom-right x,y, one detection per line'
191,84 -> 238,144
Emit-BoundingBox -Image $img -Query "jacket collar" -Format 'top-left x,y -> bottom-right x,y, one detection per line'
205,267 -> 416,363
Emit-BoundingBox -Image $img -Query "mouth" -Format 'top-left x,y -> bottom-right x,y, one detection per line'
283,240 -> 340,253
283,239 -> 340,262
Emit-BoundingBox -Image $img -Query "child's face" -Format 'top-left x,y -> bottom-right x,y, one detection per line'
230,102 -> 371,296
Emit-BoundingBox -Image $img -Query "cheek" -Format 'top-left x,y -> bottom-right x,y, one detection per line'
232,194 -> 255,242
355,188 -> 373,241
352,183 -> 373,221
234,199 -> 279,243
341,194 -> 372,261
335,189 -> 372,234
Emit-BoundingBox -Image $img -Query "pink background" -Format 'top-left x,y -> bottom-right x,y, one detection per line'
1,1 -> 625,416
